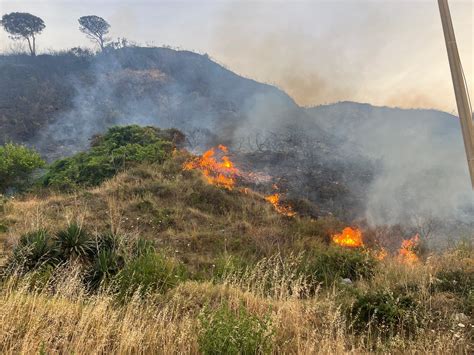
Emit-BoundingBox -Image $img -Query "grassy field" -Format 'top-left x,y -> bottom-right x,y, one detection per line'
0,153 -> 472,354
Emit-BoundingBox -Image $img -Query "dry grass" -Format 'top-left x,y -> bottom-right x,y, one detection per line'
0,255 -> 470,354
0,161 -> 310,272
0,161 -> 472,354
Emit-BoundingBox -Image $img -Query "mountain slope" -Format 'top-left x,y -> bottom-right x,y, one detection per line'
0,47 -> 472,226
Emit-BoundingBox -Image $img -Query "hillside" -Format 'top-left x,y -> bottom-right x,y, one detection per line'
1,46 -> 473,228
0,127 -> 471,353
307,102 -> 474,226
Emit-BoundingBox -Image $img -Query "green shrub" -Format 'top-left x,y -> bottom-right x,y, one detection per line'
0,143 -> 45,193
198,303 -> 273,355
55,224 -> 94,260
152,208 -> 175,231
433,268 -> 474,313
212,254 -> 249,281
86,249 -> 125,290
130,237 -> 156,258
350,290 -> 420,336
303,246 -> 377,287
115,252 -> 187,300
3,230 -> 58,274
42,125 -> 177,190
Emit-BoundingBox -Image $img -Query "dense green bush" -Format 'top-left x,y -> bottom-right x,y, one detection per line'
303,246 -> 377,286
0,143 -> 45,193
198,304 -> 273,355
350,290 -> 420,336
115,252 -> 187,300
42,125 -> 179,190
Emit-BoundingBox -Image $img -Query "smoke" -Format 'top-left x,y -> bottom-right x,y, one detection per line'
29,45 -> 474,233
208,0 -> 472,112
309,102 -> 474,227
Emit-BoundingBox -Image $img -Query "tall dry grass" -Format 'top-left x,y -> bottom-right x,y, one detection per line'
0,163 -> 471,354
1,253 -> 470,354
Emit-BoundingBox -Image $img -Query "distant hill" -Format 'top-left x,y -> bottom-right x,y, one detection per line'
306,102 -> 472,225
0,47 -> 300,153
0,47 -> 472,227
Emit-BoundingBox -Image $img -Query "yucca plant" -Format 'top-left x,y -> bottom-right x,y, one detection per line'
92,233 -> 120,255
55,224 -> 94,261
86,249 -> 124,290
2,230 -> 58,275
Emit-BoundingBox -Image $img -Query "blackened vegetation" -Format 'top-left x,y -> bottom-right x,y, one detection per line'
0,46 -> 471,227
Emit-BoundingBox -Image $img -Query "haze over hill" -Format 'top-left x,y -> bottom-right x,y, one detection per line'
0,47 -> 472,229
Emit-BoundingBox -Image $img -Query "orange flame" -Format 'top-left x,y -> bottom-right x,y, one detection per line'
398,234 -> 420,264
374,248 -> 388,260
265,193 -> 296,217
184,145 -> 239,190
332,227 -> 364,248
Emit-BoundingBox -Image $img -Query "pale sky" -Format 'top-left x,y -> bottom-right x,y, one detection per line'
0,0 -> 472,112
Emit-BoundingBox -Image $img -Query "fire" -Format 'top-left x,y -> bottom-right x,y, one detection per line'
184,145 -> 239,190
332,227 -> 364,248
374,248 -> 388,260
398,234 -> 420,264
185,145 -> 296,216
265,193 -> 296,217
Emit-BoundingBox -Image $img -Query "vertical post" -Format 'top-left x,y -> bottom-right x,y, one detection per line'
438,0 -> 474,189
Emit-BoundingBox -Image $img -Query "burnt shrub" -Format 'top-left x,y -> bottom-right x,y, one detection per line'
350,289 -> 421,336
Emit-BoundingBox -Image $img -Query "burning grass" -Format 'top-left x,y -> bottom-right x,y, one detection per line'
398,234 -> 421,264
184,145 -> 297,217
332,227 -> 363,248
183,145 -> 239,190
264,193 -> 296,217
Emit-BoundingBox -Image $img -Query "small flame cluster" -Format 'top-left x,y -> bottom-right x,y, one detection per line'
398,234 -> 420,264
331,227 -> 420,264
184,145 -> 296,217
332,227 -> 364,248
265,193 -> 296,217
183,145 -> 239,190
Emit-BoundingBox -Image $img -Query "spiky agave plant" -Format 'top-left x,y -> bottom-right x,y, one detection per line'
55,223 -> 94,261
2,229 -> 58,275
86,248 -> 124,290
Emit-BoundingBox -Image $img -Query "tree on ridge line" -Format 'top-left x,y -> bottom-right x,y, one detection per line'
0,12 -> 45,56
78,15 -> 110,51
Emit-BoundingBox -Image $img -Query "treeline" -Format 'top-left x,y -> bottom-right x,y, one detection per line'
1,12 -> 112,56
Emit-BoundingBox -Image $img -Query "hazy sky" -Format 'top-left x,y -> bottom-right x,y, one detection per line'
1,0 -> 472,112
